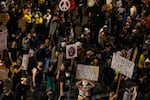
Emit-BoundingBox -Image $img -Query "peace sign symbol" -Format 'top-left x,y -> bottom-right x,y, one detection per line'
59,0 -> 70,11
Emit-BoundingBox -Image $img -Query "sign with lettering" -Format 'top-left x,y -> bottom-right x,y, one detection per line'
76,64 -> 99,81
111,53 -> 135,78
0,67 -> 9,80
59,0 -> 70,11
0,31 -> 7,51
21,54 -> 29,70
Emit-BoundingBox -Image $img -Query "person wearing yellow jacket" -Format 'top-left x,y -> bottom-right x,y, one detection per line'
137,49 -> 148,77
35,12 -> 43,25
23,8 -> 32,32
24,10 -> 32,24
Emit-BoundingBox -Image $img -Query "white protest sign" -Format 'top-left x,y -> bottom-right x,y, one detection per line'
0,31 -> 7,51
21,54 -> 29,70
111,53 -> 135,78
106,0 -> 112,4
76,64 -> 99,81
59,0 -> 70,11
66,43 -> 77,59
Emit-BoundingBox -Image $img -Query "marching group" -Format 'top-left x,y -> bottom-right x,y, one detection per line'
0,0 -> 150,100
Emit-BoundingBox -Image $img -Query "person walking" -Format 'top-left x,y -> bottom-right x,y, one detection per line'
32,61 -> 43,100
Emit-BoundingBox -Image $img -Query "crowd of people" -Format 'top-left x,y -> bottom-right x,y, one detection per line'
0,0 -> 150,100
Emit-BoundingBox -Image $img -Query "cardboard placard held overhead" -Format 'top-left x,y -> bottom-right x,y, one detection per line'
0,67 -> 9,81
111,53 -> 135,78
76,64 -> 99,81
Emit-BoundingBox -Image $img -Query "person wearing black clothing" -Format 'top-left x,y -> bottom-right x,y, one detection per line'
8,41 -> 19,65
32,61 -> 43,100
22,33 -> 32,54
15,71 -> 29,100
34,43 -> 46,62
102,57 -> 115,88
82,50 -> 94,65
76,0 -> 84,26
7,7 -> 19,42
11,65 -> 23,94
57,62 -> 72,100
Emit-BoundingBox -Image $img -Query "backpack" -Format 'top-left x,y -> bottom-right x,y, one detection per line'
34,48 -> 43,61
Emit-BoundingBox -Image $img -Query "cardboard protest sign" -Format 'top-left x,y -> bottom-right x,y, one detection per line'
111,53 -> 135,78
21,54 -> 29,70
66,43 -> 77,59
0,13 -> 9,26
0,31 -> 7,51
0,67 -> 9,81
76,64 -> 99,81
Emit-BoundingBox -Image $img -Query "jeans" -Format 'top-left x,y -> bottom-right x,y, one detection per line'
34,83 -> 40,100
44,58 -> 51,71
46,75 -> 56,92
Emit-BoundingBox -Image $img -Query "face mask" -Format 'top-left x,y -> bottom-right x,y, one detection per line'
82,80 -> 88,87
65,73 -> 70,77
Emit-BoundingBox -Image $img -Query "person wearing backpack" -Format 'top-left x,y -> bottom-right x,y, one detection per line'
34,43 -> 46,62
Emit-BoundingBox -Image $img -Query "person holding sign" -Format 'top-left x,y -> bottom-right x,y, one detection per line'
76,79 -> 95,100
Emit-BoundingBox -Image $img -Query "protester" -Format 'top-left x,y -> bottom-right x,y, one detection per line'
122,82 -> 135,100
8,41 -> 19,65
76,79 -> 95,100
32,61 -> 43,100
56,61 -> 72,100
0,78 -> 14,100
0,0 -> 149,100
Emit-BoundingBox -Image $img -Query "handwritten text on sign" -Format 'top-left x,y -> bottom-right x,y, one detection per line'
111,53 -> 135,78
76,64 -> 99,81
21,54 -> 29,70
